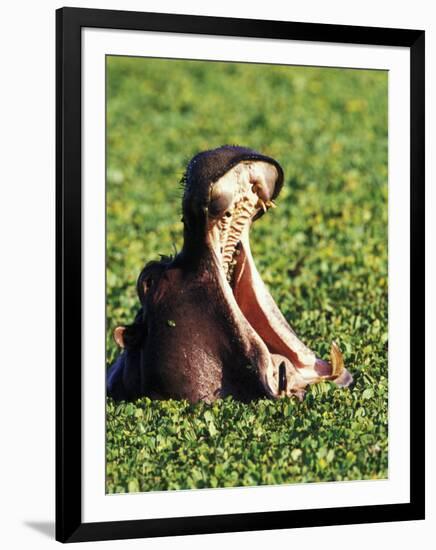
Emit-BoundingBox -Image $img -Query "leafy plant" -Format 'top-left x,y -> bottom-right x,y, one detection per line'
106,57 -> 388,493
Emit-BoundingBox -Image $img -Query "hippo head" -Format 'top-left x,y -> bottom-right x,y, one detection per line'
108,146 -> 353,403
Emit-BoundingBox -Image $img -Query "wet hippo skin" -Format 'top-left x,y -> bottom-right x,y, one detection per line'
107,146 -> 353,403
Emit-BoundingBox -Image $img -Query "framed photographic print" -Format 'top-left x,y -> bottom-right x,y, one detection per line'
56,7 -> 425,543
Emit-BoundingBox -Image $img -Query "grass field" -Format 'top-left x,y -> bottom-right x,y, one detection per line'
106,56 -> 388,493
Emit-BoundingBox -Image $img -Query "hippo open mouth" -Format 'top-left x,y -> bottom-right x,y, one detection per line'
107,146 -> 353,403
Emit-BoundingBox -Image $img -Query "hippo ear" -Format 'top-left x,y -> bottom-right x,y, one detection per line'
113,326 -> 126,348
113,308 -> 147,350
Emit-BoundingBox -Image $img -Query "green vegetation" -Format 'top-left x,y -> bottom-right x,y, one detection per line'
106,57 -> 388,493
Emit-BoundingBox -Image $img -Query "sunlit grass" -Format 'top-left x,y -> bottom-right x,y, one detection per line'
106,57 -> 388,493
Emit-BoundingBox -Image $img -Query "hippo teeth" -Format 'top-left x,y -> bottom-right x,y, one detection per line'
210,162 -> 277,281
221,198 -> 258,280
330,341 -> 345,377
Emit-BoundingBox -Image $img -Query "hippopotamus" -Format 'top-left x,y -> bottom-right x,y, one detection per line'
107,145 -> 353,403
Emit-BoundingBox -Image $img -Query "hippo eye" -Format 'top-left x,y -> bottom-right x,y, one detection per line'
208,190 -> 233,219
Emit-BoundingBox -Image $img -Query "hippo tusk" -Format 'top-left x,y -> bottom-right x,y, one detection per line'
256,198 -> 267,213
330,341 -> 345,377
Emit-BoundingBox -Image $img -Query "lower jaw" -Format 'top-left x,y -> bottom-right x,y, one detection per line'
229,233 -> 317,373
228,232 -> 350,389
207,225 -> 352,397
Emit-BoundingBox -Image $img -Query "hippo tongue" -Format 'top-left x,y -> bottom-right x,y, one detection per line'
232,227 -> 352,386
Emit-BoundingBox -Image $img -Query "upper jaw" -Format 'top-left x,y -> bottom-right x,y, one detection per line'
206,161 -> 278,278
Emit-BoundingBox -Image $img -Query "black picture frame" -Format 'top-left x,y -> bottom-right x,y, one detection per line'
56,6 -> 425,543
